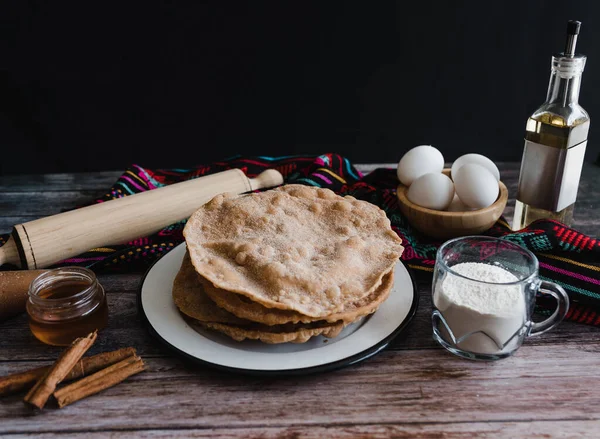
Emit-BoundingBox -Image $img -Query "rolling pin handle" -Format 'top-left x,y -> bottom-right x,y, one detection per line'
0,269 -> 47,320
0,237 -> 21,268
249,169 -> 284,191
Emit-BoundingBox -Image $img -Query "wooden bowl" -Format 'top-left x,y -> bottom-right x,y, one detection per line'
396,169 -> 508,240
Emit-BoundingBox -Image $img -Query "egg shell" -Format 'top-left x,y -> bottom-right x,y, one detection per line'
446,194 -> 478,212
397,145 -> 444,186
407,173 -> 455,211
451,153 -> 500,181
453,163 -> 499,209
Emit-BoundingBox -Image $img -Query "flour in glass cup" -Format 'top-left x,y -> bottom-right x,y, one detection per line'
434,262 -> 527,355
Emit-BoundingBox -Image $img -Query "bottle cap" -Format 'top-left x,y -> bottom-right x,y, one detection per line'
564,20 -> 581,56
566,20 -> 581,36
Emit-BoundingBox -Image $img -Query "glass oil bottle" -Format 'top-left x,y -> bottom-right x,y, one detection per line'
513,21 -> 590,230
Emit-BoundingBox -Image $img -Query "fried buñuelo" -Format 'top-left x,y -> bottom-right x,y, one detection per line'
184,184 -> 404,318
175,184 -> 404,344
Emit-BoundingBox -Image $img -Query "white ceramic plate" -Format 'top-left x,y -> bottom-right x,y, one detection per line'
139,243 -> 418,375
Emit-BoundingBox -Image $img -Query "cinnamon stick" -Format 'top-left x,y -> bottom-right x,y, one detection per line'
54,355 -> 145,408
0,347 -> 136,397
24,331 -> 97,409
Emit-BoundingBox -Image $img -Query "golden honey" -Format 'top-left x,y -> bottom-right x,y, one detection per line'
26,267 -> 108,346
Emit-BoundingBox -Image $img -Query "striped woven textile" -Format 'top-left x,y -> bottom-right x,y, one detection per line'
2,153 -> 599,325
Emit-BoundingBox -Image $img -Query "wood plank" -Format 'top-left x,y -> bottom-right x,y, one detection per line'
0,216 -> 42,234
1,345 -> 599,434
4,420 -> 599,438
0,163 -> 519,193
0,191 -> 105,217
1,163 -> 597,235
0,285 -> 165,361
0,276 -> 598,362
387,285 -> 600,351
0,162 -> 591,194
0,164 -> 391,193
0,165 -> 387,192
0,172 -> 122,192
0,164 -> 409,192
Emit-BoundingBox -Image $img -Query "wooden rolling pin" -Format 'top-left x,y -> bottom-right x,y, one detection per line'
0,168 -> 283,270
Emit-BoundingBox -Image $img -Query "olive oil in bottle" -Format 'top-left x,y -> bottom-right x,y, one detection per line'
513,20 -> 590,230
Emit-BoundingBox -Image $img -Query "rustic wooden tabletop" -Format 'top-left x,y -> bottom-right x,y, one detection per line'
1,162 -> 599,438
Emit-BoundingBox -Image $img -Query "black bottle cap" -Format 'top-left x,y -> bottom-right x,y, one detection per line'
564,21 -> 581,56
567,20 -> 581,36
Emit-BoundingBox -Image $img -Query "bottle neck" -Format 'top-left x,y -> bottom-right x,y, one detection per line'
546,70 -> 582,106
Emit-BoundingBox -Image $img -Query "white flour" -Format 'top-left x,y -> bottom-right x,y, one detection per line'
434,262 -> 526,355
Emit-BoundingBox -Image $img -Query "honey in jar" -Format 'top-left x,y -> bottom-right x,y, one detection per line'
26,267 -> 108,346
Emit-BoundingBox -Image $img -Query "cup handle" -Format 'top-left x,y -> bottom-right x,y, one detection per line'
529,281 -> 570,336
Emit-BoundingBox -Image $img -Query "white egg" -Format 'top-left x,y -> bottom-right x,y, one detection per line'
446,194 -> 478,212
453,163 -> 499,209
451,153 -> 500,181
407,173 -> 455,210
397,145 -> 444,186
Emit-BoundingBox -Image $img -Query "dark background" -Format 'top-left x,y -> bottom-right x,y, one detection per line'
2,1 -> 599,174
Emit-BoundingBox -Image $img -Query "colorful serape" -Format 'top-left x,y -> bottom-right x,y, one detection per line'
1,154 -> 599,326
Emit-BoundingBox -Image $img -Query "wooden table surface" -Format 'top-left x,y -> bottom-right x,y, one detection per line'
1,162 -> 599,438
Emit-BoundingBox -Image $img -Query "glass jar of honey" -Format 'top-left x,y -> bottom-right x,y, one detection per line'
26,267 -> 108,346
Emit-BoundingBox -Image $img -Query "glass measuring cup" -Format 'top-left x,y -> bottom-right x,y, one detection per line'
432,236 -> 569,360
